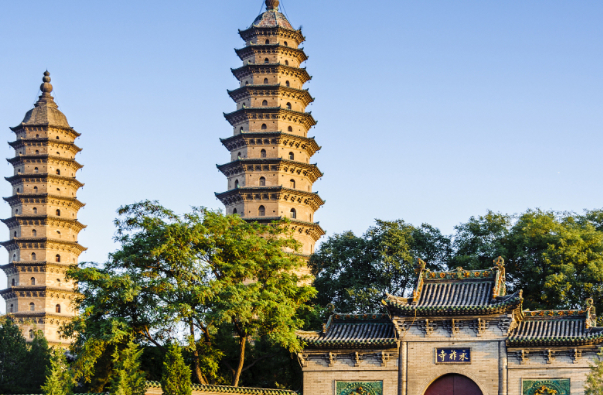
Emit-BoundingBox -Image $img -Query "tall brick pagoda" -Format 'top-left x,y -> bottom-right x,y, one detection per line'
0,72 -> 86,345
216,0 -> 325,256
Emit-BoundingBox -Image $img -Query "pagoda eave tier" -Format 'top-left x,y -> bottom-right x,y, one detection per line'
1,216 -> 87,230
215,186 -> 325,211
0,260 -> 78,272
238,26 -> 305,45
5,174 -> 84,188
220,131 -> 320,155
7,155 -> 84,169
227,84 -> 314,106
235,44 -> 308,63
217,158 -> 323,182
224,107 -> 316,129
231,64 -> 311,84
4,194 -> 86,209
240,216 -> 325,241
10,124 -> 81,138
0,238 -> 88,252
9,139 -> 83,152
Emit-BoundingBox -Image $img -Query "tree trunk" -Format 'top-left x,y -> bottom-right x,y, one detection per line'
189,322 -> 208,385
232,336 -> 247,386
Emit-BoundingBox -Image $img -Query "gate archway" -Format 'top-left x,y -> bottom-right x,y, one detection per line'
424,374 -> 483,395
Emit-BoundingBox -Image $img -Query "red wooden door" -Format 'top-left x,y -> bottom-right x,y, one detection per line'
424,374 -> 482,395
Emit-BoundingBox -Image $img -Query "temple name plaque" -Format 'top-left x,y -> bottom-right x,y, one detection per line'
435,348 -> 471,364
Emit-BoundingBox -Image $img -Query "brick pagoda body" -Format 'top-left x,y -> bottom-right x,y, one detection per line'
216,0 -> 325,256
0,72 -> 86,345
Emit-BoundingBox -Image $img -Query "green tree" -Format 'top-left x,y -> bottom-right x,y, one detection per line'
586,350 -> 603,395
41,348 -> 73,395
0,318 -> 51,394
310,220 -> 449,313
451,209 -> 603,314
161,344 -> 192,395
66,201 -> 315,387
0,317 -> 28,393
109,340 -> 146,395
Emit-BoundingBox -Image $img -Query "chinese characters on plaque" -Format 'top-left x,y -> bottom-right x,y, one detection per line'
435,348 -> 471,363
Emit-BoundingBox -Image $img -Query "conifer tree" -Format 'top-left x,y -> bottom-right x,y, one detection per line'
41,348 -> 73,395
586,350 -> 603,395
109,340 -> 146,395
161,343 -> 192,395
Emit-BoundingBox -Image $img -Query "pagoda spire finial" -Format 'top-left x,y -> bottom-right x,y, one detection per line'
36,70 -> 58,108
266,0 -> 279,11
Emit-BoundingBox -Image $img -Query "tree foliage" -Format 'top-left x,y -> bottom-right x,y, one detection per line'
65,201 -> 316,387
310,220 -> 450,313
108,340 -> 146,395
586,350 -> 603,395
451,209 -> 603,313
0,317 -> 51,394
161,344 -> 192,395
41,348 -> 73,395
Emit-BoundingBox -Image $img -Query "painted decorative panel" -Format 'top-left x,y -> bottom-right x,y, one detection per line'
435,348 -> 471,363
522,379 -> 570,395
335,381 -> 383,395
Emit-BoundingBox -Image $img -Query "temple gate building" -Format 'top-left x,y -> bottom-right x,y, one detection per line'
0,72 -> 86,345
216,0 -> 325,256
297,258 -> 603,395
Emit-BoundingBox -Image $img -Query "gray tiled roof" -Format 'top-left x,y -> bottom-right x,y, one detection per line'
251,10 -> 293,30
297,314 -> 397,349
508,309 -> 603,346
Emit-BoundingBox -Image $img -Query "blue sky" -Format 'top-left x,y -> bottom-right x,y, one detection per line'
0,1 -> 602,295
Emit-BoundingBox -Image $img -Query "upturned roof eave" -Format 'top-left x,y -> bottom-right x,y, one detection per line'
7,155 -> 84,169
0,238 -> 88,252
10,124 -> 81,137
8,139 -> 83,152
4,174 -> 85,188
223,107 -> 317,127
238,26 -> 305,44
226,84 -> 314,103
214,186 -> 325,207
3,194 -> 85,207
215,158 -> 323,178
230,63 -> 312,83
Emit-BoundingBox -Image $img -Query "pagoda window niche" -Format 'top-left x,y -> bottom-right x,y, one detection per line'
233,208 -> 238,215
56,304 -> 61,313
11,279 -> 15,286
9,304 -> 13,313
56,169 -> 60,175
261,124 -> 267,130
290,208 -> 296,219
33,186 -> 38,193
288,126 -> 292,132
33,207 -> 37,214
29,329 -> 34,339
30,277 -> 35,285
55,254 -> 61,263
260,177 -> 266,186
32,229 -> 36,236
290,179 -> 295,188
56,209 -> 61,216
31,253 -> 36,260
289,152 -> 294,160
259,206 -> 266,217
234,180 -> 240,189
34,167 -> 39,173
264,58 -> 269,64
29,303 -> 34,311
262,100 -> 268,106
285,60 -> 289,66
263,78 -> 269,84
261,149 -> 267,158
284,41 -> 288,46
